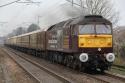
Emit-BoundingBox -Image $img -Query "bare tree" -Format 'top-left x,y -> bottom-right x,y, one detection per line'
66,0 -> 119,26
7,27 -> 26,37
27,24 -> 40,32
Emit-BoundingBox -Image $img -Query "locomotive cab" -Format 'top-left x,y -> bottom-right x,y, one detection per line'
72,15 -> 115,71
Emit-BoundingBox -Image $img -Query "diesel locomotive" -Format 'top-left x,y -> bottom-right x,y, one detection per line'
5,15 -> 115,72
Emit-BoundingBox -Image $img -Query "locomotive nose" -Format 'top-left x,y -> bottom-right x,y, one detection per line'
79,53 -> 88,62
106,53 -> 115,62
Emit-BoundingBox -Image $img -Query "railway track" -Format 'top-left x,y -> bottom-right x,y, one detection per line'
4,47 -> 125,83
113,64 -> 125,69
3,47 -> 71,83
84,72 -> 125,83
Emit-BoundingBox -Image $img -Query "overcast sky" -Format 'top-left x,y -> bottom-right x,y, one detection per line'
0,0 -> 125,36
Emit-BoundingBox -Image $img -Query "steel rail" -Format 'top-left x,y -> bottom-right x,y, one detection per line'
4,47 -> 72,83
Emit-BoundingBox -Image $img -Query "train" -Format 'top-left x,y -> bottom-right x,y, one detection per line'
4,15 -> 115,72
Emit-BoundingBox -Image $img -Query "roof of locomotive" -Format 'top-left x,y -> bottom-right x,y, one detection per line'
47,15 -> 112,31
71,15 -> 112,24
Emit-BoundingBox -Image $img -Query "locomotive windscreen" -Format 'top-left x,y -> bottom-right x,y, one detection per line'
79,24 -> 111,34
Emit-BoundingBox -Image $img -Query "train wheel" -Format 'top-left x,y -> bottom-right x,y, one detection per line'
69,56 -> 74,68
79,62 -> 85,72
51,54 -> 55,63
100,68 -> 104,73
63,56 -> 67,66
58,54 -> 63,64
72,59 -> 78,70
66,56 -> 70,67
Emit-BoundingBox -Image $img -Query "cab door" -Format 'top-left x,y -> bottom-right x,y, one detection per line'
70,25 -> 79,52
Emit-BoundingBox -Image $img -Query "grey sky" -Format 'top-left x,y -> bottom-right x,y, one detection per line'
0,0 -> 124,36
113,0 -> 125,26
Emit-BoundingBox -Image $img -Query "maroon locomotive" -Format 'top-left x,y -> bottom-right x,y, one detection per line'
5,15 -> 115,72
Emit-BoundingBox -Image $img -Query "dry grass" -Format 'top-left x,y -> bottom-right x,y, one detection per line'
114,57 -> 125,66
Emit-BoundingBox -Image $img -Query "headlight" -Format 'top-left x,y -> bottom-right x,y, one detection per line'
106,53 -> 115,62
79,53 -> 88,62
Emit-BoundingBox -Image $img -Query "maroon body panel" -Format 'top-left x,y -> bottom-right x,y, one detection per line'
37,31 -> 46,50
